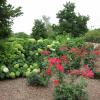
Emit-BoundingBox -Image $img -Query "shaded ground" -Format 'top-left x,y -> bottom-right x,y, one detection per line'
0,78 -> 100,100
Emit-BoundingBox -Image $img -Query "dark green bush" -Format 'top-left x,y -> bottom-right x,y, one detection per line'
27,72 -> 49,86
84,29 -> 100,43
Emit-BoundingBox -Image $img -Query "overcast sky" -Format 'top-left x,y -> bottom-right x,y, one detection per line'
8,0 -> 100,34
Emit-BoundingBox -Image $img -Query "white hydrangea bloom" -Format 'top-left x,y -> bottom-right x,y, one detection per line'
67,37 -> 70,40
50,48 -> 56,51
3,67 -> 9,73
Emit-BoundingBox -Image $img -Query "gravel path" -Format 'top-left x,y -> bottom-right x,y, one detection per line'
86,79 -> 100,100
0,78 -> 53,100
0,78 -> 100,100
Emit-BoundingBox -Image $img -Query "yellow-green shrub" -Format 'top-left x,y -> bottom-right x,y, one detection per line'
84,29 -> 100,43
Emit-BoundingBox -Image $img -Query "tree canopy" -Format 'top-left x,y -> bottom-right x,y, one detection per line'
57,2 -> 89,37
0,0 -> 23,39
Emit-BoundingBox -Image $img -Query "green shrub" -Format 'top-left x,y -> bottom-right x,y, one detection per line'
56,35 -> 71,44
66,37 -> 85,48
14,32 -> 29,38
27,72 -> 49,86
56,35 -> 85,48
54,78 -> 88,100
84,29 -> 100,43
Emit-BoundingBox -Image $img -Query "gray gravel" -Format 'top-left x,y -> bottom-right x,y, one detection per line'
0,78 -> 53,100
0,78 -> 100,100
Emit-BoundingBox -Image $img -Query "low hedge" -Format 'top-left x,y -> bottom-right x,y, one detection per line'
84,29 -> 100,43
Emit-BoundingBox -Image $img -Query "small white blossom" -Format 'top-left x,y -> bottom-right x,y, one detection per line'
67,37 -> 70,40
3,67 -> 9,73
50,48 -> 56,51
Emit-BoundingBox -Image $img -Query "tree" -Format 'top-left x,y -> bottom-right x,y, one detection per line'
0,0 -> 22,39
57,2 -> 89,37
42,15 -> 54,38
52,24 -> 61,35
31,19 -> 47,39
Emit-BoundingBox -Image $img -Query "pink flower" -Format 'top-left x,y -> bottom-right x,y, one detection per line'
53,80 -> 59,86
60,55 -> 68,64
71,48 -> 77,52
67,65 -> 94,79
81,71 -> 85,76
47,68 -> 51,75
83,64 -> 88,68
40,50 -> 50,55
81,66 -> 94,79
86,70 -> 94,78
91,50 -> 100,55
85,67 -> 94,78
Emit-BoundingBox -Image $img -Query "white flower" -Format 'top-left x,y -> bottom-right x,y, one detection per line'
50,48 -> 55,51
37,39 -> 43,43
67,37 -> 70,40
33,69 -> 40,73
3,67 -> 9,73
47,45 -> 52,48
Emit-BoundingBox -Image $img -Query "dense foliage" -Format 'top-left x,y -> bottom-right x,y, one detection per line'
57,2 -> 89,37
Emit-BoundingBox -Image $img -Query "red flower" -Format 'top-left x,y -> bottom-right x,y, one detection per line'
56,64 -> 64,72
48,58 -> 62,65
53,80 -> 59,86
91,50 -> 100,55
71,48 -> 77,52
85,66 -> 94,78
81,71 -> 85,76
47,68 -> 51,75
81,65 -> 94,79
83,64 -> 88,68
67,65 -> 94,79
61,55 -> 68,64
